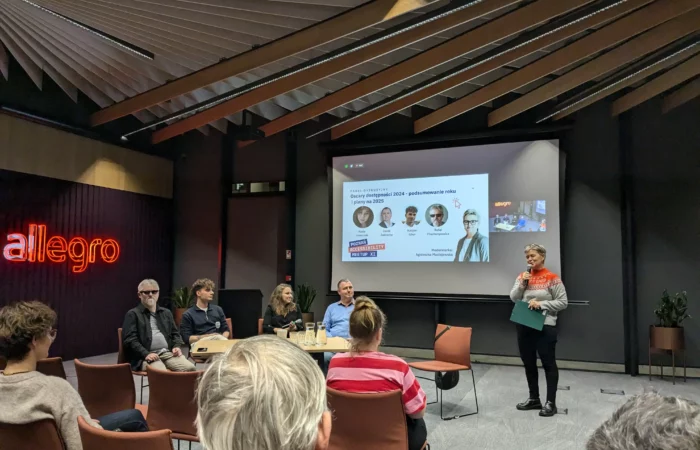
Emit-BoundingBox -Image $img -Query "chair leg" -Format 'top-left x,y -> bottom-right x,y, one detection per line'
140,376 -> 144,404
439,370 -> 479,421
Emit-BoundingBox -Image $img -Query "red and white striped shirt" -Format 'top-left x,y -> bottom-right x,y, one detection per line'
327,351 -> 427,415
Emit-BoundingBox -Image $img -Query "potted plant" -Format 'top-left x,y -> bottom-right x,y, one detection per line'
170,286 -> 192,326
651,290 -> 691,351
296,283 -> 317,326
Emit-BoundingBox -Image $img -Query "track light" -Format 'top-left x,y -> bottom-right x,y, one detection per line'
20,0 -> 154,60
537,41 -> 700,122
119,0 -> 488,140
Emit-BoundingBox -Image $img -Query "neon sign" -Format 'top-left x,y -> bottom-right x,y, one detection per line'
3,224 -> 120,273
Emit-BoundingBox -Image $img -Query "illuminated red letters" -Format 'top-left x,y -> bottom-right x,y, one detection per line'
3,224 -> 120,273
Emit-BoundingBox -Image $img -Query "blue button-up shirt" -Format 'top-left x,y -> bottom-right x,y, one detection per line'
322,300 -> 355,338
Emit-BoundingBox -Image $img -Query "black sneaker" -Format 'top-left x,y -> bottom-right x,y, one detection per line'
539,401 -> 557,417
516,398 -> 542,411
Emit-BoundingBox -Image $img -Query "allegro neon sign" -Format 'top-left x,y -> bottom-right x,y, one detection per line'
3,224 -> 120,273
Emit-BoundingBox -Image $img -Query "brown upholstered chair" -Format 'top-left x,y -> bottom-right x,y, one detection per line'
226,317 -> 233,338
74,359 -> 147,419
0,419 -> 66,450
327,387 -> 429,450
36,357 -> 67,379
117,328 -> 148,403
408,324 -> 478,420
146,366 -> 201,447
78,416 -> 174,450
258,318 -> 263,335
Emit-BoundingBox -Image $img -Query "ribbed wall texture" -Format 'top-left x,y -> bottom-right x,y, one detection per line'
0,168 -> 173,359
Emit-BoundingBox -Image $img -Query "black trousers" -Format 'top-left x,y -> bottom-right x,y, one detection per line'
406,416 -> 427,450
516,324 -> 559,404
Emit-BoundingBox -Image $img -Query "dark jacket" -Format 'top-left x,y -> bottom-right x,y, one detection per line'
262,303 -> 303,335
454,231 -> 489,262
179,304 -> 230,345
122,304 -> 185,371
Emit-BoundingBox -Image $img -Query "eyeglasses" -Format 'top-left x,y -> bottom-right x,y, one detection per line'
463,220 -> 479,225
140,290 -> 159,296
48,328 -> 57,341
430,214 -> 444,218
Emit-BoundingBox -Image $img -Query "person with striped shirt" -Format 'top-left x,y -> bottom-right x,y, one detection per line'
327,296 -> 428,450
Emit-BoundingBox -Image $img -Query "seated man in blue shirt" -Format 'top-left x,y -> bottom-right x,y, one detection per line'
322,278 -> 355,372
179,278 -> 230,351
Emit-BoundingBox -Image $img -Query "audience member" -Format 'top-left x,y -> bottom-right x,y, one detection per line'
322,279 -> 355,371
263,283 -> 303,335
196,335 -> 331,450
179,278 -> 230,347
587,391 -> 700,450
0,301 -> 148,450
327,296 -> 427,450
122,279 -> 196,372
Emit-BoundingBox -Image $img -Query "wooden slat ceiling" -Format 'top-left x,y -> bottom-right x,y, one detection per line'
0,0 -> 698,143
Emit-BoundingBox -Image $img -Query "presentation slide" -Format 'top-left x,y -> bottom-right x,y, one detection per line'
330,140 -> 562,296
342,174 -> 489,262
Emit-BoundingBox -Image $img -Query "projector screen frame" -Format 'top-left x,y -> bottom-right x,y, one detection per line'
324,126 -> 570,301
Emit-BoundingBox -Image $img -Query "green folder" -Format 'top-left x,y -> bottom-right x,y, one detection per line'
510,301 -> 547,330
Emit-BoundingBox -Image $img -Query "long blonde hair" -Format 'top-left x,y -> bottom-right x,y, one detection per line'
349,296 -> 386,352
269,284 -> 297,316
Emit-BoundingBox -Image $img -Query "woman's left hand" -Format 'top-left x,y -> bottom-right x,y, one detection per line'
528,299 -> 542,310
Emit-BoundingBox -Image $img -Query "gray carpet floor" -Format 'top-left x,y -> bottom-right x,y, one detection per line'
65,354 -> 700,450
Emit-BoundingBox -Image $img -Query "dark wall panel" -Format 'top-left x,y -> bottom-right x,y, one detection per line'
0,169 -> 172,359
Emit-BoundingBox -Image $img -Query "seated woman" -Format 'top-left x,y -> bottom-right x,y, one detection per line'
263,284 -> 304,336
327,296 -> 428,450
0,301 -> 148,450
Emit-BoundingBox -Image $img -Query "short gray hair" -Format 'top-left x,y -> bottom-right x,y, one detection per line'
197,335 -> 327,450
463,209 -> 480,221
524,243 -> 546,258
587,392 -> 700,450
137,279 -> 159,292
337,278 -> 351,289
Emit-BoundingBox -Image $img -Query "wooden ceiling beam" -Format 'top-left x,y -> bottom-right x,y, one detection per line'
415,0 -> 700,133
89,0 -> 437,126
662,76 -> 700,112
330,0 -> 648,139
612,52 -> 700,115
550,44 -> 700,120
489,8 -> 700,125
149,0 -> 522,144
236,0 -> 594,148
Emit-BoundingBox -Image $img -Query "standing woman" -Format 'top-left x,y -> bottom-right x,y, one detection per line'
510,244 -> 568,417
263,284 -> 303,335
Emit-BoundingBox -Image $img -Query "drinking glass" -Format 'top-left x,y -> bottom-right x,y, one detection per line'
316,323 -> 327,346
304,323 -> 316,346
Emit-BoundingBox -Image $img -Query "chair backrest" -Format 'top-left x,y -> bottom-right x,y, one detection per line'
258,318 -> 263,335
226,317 -> 233,339
146,366 -> 201,436
434,324 -> 472,368
74,359 -> 136,417
0,419 -> 66,450
326,387 -> 408,450
36,357 -> 67,379
78,416 -> 174,450
117,328 -> 126,364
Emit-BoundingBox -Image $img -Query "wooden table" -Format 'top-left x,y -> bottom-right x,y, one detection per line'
495,223 -> 516,231
191,336 -> 350,359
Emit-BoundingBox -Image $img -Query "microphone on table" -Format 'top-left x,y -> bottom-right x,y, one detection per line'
523,265 -> 532,288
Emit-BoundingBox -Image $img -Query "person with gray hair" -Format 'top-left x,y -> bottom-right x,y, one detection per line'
510,244 -> 568,417
197,335 -> 332,450
122,279 -> 196,372
587,392 -> 700,450
454,209 -> 489,262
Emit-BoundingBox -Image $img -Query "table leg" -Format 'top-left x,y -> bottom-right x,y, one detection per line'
660,356 -> 664,379
648,345 -> 652,381
684,350 -> 687,382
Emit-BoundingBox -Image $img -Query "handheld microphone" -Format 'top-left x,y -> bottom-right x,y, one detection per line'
523,265 -> 532,288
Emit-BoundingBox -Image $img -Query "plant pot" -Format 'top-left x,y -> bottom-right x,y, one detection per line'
650,325 -> 685,350
302,312 -> 315,327
174,308 -> 187,327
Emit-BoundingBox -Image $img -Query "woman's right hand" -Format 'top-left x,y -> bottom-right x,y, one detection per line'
521,271 -> 532,285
